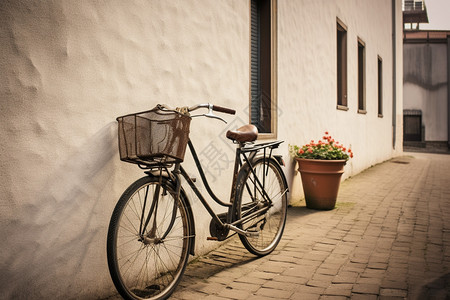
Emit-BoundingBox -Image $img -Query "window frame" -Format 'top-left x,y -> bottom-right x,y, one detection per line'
377,55 -> 383,118
249,0 -> 278,139
357,37 -> 367,114
336,18 -> 348,111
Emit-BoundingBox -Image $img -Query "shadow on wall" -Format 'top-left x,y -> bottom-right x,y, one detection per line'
1,122 -> 118,299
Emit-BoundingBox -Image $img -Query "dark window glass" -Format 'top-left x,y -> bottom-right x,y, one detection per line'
251,0 -> 272,133
358,39 -> 366,113
337,20 -> 347,108
378,56 -> 383,117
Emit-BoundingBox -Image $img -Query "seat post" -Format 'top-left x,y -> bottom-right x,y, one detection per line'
229,145 -> 242,205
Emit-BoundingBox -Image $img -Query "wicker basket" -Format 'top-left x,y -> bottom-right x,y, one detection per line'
117,107 -> 191,166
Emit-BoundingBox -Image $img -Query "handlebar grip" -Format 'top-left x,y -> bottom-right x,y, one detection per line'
212,105 -> 236,115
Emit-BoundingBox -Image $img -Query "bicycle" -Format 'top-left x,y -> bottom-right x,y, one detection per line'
107,103 -> 289,300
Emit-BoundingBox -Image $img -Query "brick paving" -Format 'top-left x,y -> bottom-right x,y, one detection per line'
169,152 -> 450,300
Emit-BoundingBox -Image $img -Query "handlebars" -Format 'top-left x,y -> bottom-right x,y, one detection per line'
211,104 -> 236,115
158,103 -> 236,123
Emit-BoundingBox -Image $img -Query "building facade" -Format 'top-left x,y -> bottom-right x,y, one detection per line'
0,0 -> 403,298
403,30 -> 450,147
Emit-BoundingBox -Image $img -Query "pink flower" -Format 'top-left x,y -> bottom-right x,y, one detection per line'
290,132 -> 354,160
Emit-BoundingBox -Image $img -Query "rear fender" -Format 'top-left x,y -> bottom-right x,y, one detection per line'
246,155 -> 290,194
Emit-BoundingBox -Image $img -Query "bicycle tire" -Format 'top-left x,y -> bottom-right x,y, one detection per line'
234,157 -> 288,256
107,176 -> 191,300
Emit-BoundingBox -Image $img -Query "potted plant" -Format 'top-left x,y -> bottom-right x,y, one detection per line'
289,132 -> 353,210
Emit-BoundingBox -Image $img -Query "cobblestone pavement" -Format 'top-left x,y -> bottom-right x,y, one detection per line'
168,152 -> 450,300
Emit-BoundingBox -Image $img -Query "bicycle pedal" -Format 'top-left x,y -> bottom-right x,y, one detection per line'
207,237 -> 219,241
246,228 -> 260,237
246,232 -> 259,237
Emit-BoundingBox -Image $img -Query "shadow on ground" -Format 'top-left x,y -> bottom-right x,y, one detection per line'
414,273 -> 450,300
179,206 -> 321,285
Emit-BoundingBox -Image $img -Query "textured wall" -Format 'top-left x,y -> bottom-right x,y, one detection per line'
0,0 -> 402,298
0,1 -> 248,298
403,43 -> 448,141
278,0 -> 403,196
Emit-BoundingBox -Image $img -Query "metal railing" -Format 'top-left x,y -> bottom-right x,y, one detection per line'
402,0 -> 426,12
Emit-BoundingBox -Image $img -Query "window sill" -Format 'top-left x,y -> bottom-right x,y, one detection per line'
358,109 -> 367,115
257,132 -> 277,140
337,105 -> 349,111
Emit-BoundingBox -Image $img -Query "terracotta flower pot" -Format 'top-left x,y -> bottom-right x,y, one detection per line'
296,158 -> 346,210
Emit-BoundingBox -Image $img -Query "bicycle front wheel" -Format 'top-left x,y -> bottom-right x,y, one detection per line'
234,157 -> 288,256
107,176 -> 191,300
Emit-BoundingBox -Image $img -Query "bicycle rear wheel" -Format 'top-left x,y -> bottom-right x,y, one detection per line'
234,157 -> 288,256
107,176 -> 191,300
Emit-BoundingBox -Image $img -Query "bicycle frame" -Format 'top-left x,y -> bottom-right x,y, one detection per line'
178,139 -> 285,234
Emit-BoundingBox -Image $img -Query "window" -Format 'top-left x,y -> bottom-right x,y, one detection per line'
336,18 -> 348,110
377,56 -> 383,117
250,0 -> 277,135
357,38 -> 366,114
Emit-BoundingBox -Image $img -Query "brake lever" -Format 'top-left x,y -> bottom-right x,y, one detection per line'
204,112 -> 227,123
190,104 -> 227,123
191,113 -> 227,123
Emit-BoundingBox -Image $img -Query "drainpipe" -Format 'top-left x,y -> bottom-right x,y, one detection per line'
392,0 -> 397,149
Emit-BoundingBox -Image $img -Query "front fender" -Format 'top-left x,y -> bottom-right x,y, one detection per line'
144,173 -> 196,256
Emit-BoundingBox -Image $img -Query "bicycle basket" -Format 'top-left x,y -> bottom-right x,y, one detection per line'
117,106 -> 191,165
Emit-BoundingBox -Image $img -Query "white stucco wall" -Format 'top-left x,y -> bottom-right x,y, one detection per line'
0,1 -> 248,298
277,0 -> 403,201
0,0 -> 403,298
403,43 -> 448,141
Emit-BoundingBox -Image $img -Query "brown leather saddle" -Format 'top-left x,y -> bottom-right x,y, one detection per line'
226,124 -> 258,143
